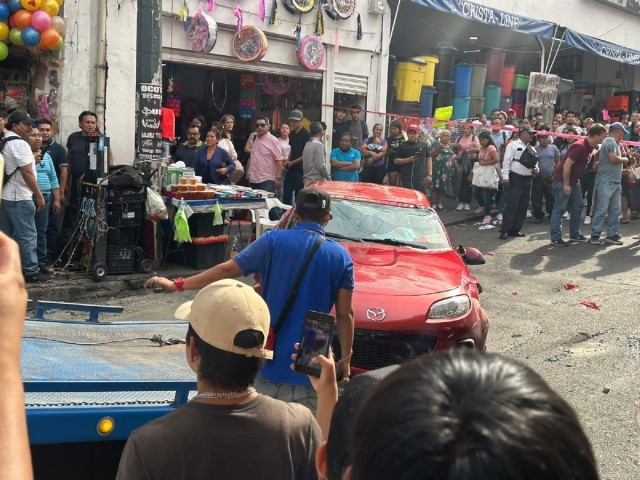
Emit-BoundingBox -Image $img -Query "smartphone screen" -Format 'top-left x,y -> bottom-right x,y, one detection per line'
294,311 -> 335,378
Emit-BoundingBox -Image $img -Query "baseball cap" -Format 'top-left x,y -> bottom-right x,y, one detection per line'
326,365 -> 400,480
288,109 -> 304,121
518,125 -> 533,134
507,108 -> 516,115
609,122 -> 629,134
8,110 -> 35,125
407,124 -> 419,133
175,279 -> 273,360
296,187 -> 331,214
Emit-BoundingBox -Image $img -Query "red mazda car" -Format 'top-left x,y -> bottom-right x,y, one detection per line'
276,182 -> 490,373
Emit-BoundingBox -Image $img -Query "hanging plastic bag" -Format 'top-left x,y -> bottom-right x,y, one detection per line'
212,201 -> 223,226
174,203 -> 192,243
145,188 -> 168,221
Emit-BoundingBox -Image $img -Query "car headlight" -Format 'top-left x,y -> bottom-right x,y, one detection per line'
427,295 -> 471,319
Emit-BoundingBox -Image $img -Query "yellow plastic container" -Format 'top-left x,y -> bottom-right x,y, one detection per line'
394,61 -> 425,102
417,55 -> 439,87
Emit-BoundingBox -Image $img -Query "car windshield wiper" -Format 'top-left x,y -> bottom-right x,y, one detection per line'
325,232 -> 364,242
360,238 -> 428,249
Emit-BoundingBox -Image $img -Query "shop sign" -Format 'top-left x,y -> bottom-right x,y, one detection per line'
138,83 -> 164,161
593,0 -> 640,18
565,29 -> 640,66
572,81 -> 590,95
410,0 -> 555,39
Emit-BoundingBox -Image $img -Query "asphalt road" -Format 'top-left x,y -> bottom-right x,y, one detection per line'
55,214 -> 640,479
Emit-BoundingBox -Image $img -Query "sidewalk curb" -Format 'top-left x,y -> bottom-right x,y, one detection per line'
442,213 -> 486,227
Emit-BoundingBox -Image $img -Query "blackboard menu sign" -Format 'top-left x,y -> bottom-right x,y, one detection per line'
138,83 -> 164,161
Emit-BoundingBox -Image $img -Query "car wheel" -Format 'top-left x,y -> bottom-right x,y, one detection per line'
92,263 -> 107,282
139,259 -> 154,274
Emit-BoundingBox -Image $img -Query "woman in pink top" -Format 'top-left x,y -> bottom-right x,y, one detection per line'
472,131 -> 500,224
453,124 -> 480,211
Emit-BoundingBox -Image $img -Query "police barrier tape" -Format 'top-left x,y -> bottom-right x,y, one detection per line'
323,104 -> 640,148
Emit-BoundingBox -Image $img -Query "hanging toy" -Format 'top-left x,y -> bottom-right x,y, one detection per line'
269,0 -> 278,26
315,6 -> 324,36
357,13 -> 362,40
294,21 -> 302,55
177,1 -> 189,31
234,6 -> 243,31
207,0 -> 215,12
259,0 -> 266,22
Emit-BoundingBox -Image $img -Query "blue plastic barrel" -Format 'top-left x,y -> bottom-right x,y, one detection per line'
452,96 -> 471,119
499,95 -> 512,112
453,64 -> 473,97
420,86 -> 437,117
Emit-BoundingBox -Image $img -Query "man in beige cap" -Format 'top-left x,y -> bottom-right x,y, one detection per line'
117,279 -> 322,480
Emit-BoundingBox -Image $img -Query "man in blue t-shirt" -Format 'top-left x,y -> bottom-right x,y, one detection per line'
146,187 -> 355,413
331,132 -> 361,182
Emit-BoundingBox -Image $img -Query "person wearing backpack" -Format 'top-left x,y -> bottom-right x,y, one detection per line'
0,110 -> 49,283
453,125 -> 480,211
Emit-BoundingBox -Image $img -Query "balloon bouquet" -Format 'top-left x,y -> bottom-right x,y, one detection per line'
0,0 -> 66,61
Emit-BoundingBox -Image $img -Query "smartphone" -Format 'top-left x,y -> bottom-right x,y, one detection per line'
294,311 -> 335,378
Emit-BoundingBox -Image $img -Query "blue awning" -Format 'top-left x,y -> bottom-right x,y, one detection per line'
409,0 -> 555,39
565,29 -> 640,66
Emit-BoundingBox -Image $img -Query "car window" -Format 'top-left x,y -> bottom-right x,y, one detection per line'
326,199 -> 450,250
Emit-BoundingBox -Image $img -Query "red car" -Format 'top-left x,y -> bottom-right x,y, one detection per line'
276,181 -> 490,373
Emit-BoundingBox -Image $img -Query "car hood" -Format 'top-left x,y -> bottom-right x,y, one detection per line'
343,242 -> 465,296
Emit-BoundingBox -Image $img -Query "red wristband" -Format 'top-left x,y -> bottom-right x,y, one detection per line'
174,277 -> 185,292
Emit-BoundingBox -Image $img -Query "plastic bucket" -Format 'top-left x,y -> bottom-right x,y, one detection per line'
434,80 -> 455,109
417,55 -> 439,87
483,83 -> 503,116
512,74 -> 530,91
501,65 -> 516,95
479,49 -> 506,84
452,96 -> 471,120
394,61 -> 425,102
470,97 -> 485,118
499,95 -> 512,112
420,86 -> 437,118
512,88 -> 527,105
453,64 -> 472,97
513,104 -> 524,119
393,100 -> 422,117
470,64 -> 488,97
432,42 -> 458,82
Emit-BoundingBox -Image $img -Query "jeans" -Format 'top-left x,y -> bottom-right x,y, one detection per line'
0,199 -> 40,275
282,171 -> 304,206
474,187 -> 494,216
254,377 -> 317,415
360,164 -> 387,184
457,172 -> 473,203
250,180 -> 275,193
591,181 -> 622,238
497,184 -> 509,214
532,175 -> 555,219
501,173 -> 532,234
550,181 -> 583,241
33,194 -> 51,266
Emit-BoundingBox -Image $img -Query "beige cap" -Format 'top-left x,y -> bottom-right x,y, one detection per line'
175,279 -> 273,360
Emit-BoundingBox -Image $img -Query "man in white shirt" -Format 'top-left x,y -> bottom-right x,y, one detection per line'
499,126 -> 535,240
0,110 -> 48,283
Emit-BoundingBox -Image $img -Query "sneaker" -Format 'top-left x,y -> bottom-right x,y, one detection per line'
570,235 -> 589,243
456,203 -> 464,211
437,204 -> 444,210
590,236 -> 603,245
474,207 -> 484,214
482,215 -> 492,224
584,215 -> 591,225
551,239 -> 571,246
463,203 -> 470,211
526,210 -> 532,218
39,265 -> 52,274
496,213 -> 503,222
25,272 -> 52,284
605,235 -> 623,245
562,211 -> 569,219
534,217 -> 543,224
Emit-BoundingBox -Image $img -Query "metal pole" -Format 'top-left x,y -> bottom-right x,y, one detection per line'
390,0 -> 402,40
536,37 -> 546,73
95,0 -> 108,131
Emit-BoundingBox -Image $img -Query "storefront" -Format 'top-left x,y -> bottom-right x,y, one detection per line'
160,0 -> 389,152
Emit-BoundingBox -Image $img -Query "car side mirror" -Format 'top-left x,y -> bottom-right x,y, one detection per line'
458,245 -> 486,265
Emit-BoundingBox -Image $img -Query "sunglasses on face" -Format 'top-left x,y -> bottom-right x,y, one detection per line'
255,123 -> 267,128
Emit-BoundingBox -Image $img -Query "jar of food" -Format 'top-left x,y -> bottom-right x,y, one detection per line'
189,177 -> 197,186
196,184 -> 206,191
179,177 -> 187,185
204,191 -> 215,199
178,184 -> 188,192
188,185 -> 197,192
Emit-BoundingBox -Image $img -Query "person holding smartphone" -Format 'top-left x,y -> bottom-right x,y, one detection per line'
393,124 -> 432,194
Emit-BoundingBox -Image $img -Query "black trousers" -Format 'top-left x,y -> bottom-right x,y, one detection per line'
360,164 -> 386,184
457,173 -> 473,203
531,175 -> 554,219
501,173 -> 532,234
283,170 -> 304,206
581,172 -> 596,215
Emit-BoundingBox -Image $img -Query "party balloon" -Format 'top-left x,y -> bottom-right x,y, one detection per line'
40,0 -> 58,16
14,9 -> 31,29
9,27 -> 23,45
0,22 -> 7,41
21,0 -> 41,11
50,15 -> 64,35
21,26 -> 40,46
48,35 -> 62,51
56,0 -> 64,5
30,9 -> 50,31
0,42 -> 8,61
6,0 -> 22,14
9,14 -> 16,29
0,4 -> 9,22
39,27 -> 58,47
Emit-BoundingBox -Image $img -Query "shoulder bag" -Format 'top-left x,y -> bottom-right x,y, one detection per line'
264,236 -> 326,352
516,144 -> 539,169
473,148 -> 500,190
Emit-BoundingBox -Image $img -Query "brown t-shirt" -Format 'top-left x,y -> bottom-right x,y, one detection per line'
553,137 -> 593,185
116,395 -> 322,480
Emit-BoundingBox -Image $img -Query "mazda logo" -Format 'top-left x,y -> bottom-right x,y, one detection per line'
366,308 -> 386,322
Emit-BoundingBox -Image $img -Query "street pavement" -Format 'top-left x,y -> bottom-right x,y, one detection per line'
33,199 -> 640,478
